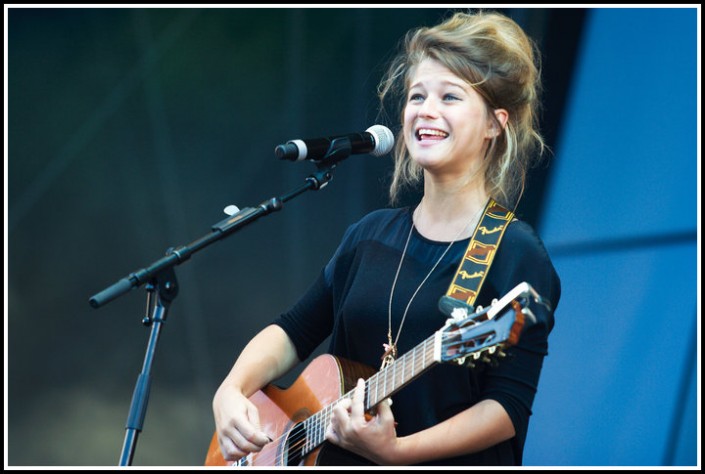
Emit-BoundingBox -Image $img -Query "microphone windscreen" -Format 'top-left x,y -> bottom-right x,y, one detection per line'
366,125 -> 395,156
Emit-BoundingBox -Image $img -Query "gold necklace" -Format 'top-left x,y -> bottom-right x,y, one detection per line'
382,203 -> 482,369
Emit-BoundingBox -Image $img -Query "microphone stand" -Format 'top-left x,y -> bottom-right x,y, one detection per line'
90,141 -> 350,466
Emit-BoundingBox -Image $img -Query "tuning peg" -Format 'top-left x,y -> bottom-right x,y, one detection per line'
438,295 -> 475,319
522,307 -> 538,324
223,204 -> 240,216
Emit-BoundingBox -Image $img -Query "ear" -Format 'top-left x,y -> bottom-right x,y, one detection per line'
488,108 -> 509,138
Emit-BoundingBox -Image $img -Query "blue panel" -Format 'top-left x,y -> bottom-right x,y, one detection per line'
670,355 -> 698,465
526,7 -> 699,466
541,8 -> 698,244
524,243 -> 697,465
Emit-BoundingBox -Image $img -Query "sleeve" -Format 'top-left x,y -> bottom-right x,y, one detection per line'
478,220 -> 561,455
272,269 -> 335,362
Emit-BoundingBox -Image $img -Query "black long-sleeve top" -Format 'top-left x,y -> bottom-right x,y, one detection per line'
273,206 -> 561,466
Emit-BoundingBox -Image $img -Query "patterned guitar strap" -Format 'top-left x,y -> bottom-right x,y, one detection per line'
439,198 -> 514,315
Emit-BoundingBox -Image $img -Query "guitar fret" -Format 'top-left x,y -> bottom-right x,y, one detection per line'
384,366 -> 388,398
299,335 -> 440,459
402,353 -> 406,385
313,413 -> 320,450
305,408 -> 325,455
315,413 -> 320,449
317,412 -> 321,448
304,417 -> 321,451
304,417 -> 311,453
323,406 -> 331,443
362,335 -> 436,407
365,375 -> 371,409
206,283 -> 531,466
422,339 -> 426,369
392,360 -> 397,391
374,372 -> 379,407
412,346 -> 416,377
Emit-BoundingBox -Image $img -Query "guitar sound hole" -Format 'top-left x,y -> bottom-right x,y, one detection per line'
283,422 -> 306,466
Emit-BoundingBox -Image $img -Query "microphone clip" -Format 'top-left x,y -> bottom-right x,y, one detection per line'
315,136 -> 353,169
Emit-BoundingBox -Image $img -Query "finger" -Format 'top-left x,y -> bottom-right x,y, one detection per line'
333,398 -> 352,416
225,425 -> 267,454
331,398 -> 351,430
218,433 -> 247,461
350,378 -> 366,421
241,428 -> 270,450
325,424 -> 339,445
375,397 -> 395,426
241,402 -> 271,447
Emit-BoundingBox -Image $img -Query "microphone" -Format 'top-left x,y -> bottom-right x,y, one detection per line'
275,124 -> 395,162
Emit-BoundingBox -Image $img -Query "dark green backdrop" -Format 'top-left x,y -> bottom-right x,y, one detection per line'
8,7 -> 576,466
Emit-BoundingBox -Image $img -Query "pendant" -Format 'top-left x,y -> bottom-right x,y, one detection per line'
380,342 -> 397,369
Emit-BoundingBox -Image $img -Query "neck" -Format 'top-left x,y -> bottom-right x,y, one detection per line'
414,178 -> 489,242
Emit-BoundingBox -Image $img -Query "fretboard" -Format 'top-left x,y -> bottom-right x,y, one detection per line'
302,334 -> 438,455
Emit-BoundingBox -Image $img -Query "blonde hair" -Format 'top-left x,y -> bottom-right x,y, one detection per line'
378,10 -> 546,209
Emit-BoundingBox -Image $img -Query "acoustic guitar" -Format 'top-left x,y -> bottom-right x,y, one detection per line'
205,282 -> 542,466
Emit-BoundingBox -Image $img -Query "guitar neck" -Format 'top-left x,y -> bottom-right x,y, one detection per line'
303,334 -> 438,454
205,283 -> 534,466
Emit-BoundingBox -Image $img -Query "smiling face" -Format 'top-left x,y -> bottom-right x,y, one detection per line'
403,58 -> 502,181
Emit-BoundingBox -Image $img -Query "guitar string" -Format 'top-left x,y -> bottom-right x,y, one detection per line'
233,210 -> 515,465
242,339 -> 437,466
251,328 -> 499,466
253,294 -> 525,462
239,218 -> 498,464
242,329 -> 498,466
275,339 -> 435,464
250,332 -> 496,467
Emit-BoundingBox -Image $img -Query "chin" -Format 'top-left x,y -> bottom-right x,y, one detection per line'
410,148 -> 445,166
411,157 -> 446,172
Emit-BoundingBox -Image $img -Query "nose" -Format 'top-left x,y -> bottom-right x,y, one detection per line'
418,96 -> 439,118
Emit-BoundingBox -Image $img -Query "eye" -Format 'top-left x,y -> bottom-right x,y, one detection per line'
408,93 -> 424,103
443,93 -> 461,101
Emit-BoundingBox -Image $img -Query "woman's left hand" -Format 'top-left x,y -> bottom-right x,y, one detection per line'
325,378 -> 400,465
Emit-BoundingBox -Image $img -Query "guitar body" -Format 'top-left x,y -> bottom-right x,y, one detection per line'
205,354 -> 376,466
205,282 -> 536,466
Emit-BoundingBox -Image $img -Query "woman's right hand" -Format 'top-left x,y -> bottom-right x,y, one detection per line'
212,383 -> 271,462
211,324 -> 300,462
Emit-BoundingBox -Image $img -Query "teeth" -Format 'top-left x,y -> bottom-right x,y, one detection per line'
417,128 -> 448,138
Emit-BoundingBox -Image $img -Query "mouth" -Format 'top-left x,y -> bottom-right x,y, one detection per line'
416,128 -> 449,142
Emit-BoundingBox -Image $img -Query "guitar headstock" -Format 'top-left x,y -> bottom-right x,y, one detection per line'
435,282 -> 546,367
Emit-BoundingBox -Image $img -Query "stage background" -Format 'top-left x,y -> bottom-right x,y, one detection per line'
6,6 -> 699,467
